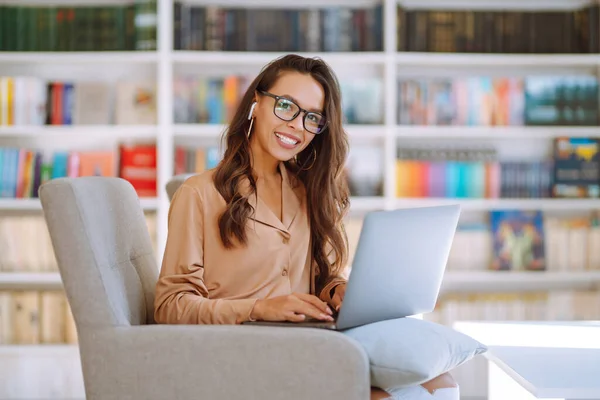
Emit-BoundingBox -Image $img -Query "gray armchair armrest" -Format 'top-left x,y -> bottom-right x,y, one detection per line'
80,324 -> 371,400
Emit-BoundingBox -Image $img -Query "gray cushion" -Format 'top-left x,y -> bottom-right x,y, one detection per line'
342,317 -> 488,390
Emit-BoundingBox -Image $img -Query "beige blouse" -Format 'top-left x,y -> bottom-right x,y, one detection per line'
154,163 -> 347,325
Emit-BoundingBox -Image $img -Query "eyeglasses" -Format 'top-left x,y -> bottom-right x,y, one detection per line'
259,90 -> 328,134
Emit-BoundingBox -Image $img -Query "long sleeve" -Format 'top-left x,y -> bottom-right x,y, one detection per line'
154,184 -> 258,325
317,243 -> 348,304
318,275 -> 347,305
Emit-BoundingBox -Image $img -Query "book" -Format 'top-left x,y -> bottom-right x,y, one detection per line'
115,81 -> 157,125
489,210 -> 545,271
552,137 -> 600,198
78,151 -> 116,177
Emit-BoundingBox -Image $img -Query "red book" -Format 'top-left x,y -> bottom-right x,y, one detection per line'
51,83 -> 63,125
119,144 -> 157,197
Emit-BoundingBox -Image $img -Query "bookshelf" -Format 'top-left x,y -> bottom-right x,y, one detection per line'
2,0 -> 600,398
0,0 -> 597,304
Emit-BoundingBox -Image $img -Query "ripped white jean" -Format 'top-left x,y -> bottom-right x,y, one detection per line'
384,384 -> 459,400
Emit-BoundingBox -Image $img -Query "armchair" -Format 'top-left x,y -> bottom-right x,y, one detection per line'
40,177 -> 370,400
165,173 -> 194,201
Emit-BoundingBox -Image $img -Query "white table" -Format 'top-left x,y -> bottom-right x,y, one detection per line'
453,321 -> 600,400
486,346 -> 600,400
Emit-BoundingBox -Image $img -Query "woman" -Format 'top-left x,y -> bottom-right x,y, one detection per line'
154,54 -> 458,400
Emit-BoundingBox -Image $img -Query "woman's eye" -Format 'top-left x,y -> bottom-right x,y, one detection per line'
277,100 -> 293,110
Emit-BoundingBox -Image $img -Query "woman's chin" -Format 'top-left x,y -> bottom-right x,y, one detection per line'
268,147 -> 298,163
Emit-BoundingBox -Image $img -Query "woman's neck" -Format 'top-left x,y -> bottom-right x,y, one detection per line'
252,162 -> 281,182
250,141 -> 280,181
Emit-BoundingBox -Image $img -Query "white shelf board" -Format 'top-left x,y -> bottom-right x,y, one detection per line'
0,197 -> 159,211
0,125 -> 158,138
0,52 -> 159,64
349,196 -> 386,211
395,126 -> 600,139
399,0 -> 591,11
174,124 -> 387,138
396,52 -> 600,67
0,344 -> 78,356
442,271 -> 600,293
393,198 -> 600,211
174,124 -> 226,137
172,51 -> 387,65
182,0 -> 378,6
345,125 -> 387,138
0,273 -> 62,290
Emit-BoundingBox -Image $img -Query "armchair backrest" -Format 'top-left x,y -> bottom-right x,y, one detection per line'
166,174 -> 195,201
40,177 -> 158,328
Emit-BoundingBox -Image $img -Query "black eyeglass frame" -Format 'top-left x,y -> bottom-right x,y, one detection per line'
259,90 -> 328,134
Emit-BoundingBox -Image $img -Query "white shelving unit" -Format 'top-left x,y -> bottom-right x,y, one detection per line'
0,0 -> 597,297
2,1 -> 600,398
0,0 -> 598,261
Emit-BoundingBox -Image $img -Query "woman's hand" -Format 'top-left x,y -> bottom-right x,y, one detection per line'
250,293 -> 334,322
331,283 -> 346,312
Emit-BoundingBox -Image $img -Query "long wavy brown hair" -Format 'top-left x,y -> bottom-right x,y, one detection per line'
212,54 -> 350,293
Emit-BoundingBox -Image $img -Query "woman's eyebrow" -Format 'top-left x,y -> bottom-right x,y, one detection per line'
280,93 -> 323,113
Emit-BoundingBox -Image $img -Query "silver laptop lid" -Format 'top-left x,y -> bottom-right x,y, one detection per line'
336,204 -> 460,330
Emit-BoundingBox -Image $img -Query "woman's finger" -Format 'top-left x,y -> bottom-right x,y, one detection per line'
284,311 -> 306,322
295,293 -> 332,314
292,296 -> 333,321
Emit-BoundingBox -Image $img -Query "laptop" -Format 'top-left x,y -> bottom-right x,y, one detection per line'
243,204 -> 461,331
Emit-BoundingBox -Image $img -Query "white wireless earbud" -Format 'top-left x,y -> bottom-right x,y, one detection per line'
248,102 -> 257,120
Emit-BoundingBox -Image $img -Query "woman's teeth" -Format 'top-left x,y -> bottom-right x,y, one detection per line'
275,133 -> 298,145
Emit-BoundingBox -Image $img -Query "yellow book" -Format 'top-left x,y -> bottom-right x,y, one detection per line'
396,160 -> 410,198
6,77 -> 13,126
